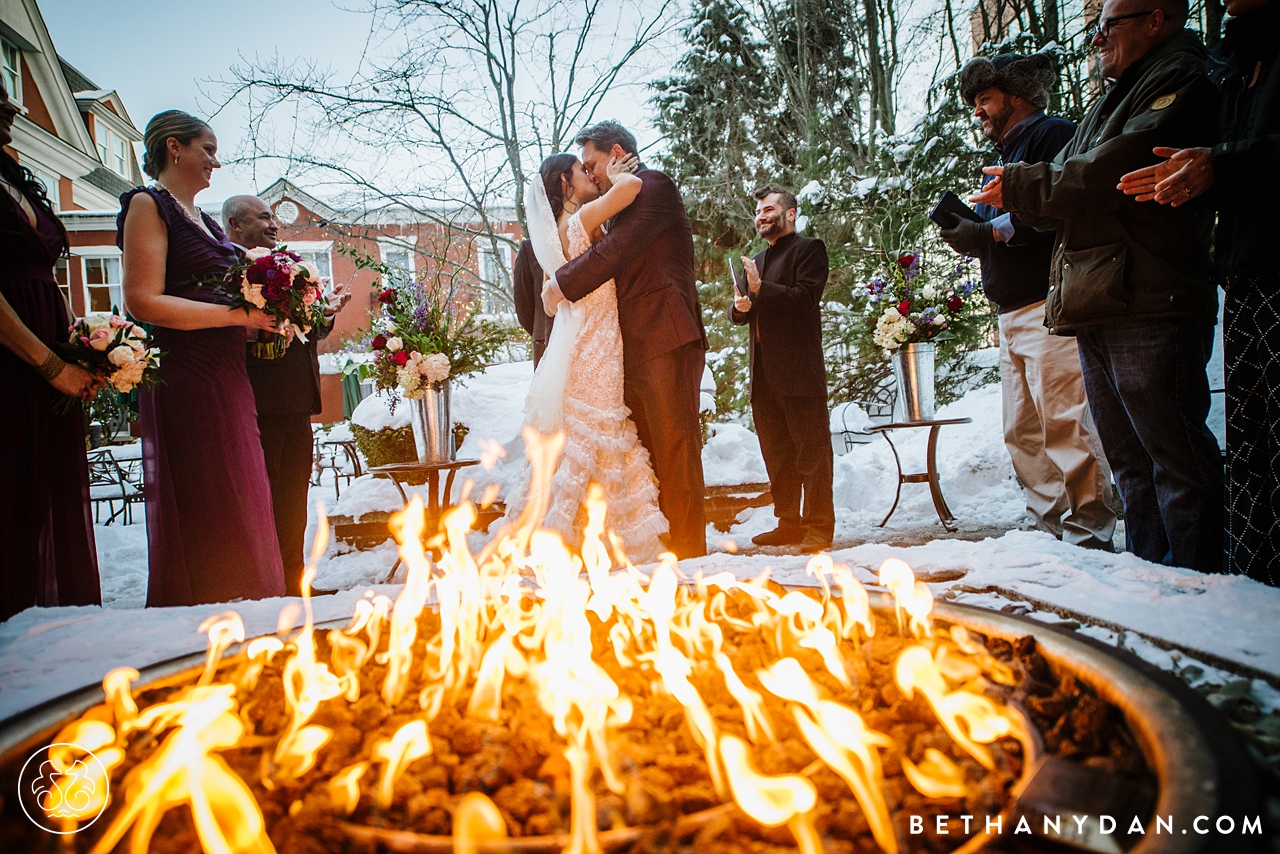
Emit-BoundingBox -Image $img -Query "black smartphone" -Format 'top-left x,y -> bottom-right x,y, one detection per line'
929,191 -> 984,228
730,258 -> 749,297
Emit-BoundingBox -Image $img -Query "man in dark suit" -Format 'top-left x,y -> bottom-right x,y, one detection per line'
223,195 -> 351,596
512,239 -> 553,366
731,188 -> 834,553
542,121 -> 709,558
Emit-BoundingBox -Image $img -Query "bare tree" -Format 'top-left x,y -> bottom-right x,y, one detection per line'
220,0 -> 677,310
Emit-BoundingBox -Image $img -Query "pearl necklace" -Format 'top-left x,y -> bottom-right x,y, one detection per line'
155,182 -> 204,227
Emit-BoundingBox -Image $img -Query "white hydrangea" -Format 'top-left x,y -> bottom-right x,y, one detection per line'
873,308 -> 909,350
422,352 -> 451,384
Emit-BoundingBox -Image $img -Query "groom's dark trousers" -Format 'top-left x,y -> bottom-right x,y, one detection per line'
556,166 -> 709,558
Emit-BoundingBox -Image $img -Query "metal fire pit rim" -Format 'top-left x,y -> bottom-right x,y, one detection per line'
925,595 -> 1224,854
0,618 -> 353,765
0,596 -> 1231,854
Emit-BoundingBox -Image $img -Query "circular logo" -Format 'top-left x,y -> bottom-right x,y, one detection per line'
275,200 -> 300,225
17,742 -> 111,834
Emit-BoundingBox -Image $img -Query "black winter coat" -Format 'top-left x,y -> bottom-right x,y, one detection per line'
1206,0 -> 1280,280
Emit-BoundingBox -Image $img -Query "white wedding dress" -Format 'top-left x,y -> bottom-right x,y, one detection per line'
503,212 -> 669,561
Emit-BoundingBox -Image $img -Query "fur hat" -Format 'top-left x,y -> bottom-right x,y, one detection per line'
959,52 -> 1056,108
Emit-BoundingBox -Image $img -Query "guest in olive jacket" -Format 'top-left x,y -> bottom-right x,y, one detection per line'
973,1 -> 1223,574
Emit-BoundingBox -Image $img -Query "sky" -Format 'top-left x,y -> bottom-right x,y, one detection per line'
40,0 -> 665,209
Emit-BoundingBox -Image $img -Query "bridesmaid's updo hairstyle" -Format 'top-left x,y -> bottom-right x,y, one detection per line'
539,153 -> 578,220
142,110 -> 212,179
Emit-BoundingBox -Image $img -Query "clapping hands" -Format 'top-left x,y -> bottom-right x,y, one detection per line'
969,166 -> 1005,208
1117,147 -> 1213,206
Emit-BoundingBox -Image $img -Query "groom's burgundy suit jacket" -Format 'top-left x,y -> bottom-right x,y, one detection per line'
555,167 -> 707,372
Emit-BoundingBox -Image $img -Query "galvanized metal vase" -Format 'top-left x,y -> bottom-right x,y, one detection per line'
409,380 -> 453,463
892,342 -> 935,422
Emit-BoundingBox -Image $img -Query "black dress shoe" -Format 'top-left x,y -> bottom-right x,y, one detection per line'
752,525 -> 806,546
798,531 -> 833,554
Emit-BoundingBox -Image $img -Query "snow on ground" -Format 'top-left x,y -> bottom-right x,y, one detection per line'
2,352 -> 1261,724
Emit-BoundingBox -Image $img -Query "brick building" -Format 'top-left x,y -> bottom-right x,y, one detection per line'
2,0 -> 145,316
257,179 -> 524,422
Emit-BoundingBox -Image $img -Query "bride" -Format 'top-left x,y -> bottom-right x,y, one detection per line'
501,151 -> 669,562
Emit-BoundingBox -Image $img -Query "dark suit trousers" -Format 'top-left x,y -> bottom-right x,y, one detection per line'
752,358 -> 834,538
625,341 -> 707,558
258,412 -> 314,596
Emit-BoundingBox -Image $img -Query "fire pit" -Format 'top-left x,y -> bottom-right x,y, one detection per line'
0,438 -> 1250,854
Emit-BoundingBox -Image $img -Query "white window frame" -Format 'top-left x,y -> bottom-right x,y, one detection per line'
76,248 -> 125,315
112,136 -> 129,177
54,257 -> 71,310
96,126 -> 110,166
377,236 -> 417,285
284,240 -> 334,286
33,169 -> 60,209
1,39 -> 20,105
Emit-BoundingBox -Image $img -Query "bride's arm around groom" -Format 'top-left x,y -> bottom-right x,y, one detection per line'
544,120 -> 709,559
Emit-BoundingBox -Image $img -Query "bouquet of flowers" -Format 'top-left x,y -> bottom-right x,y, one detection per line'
340,248 -> 512,406
54,312 -> 161,413
865,252 -> 983,352
231,246 -> 330,359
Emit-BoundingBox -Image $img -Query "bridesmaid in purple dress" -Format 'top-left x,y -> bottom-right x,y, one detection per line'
0,79 -> 102,621
119,111 -> 285,606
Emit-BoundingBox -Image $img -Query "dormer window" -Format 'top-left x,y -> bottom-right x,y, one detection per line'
113,137 -> 128,176
1,39 -> 20,104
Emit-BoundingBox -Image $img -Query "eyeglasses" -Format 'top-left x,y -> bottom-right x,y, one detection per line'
1090,9 -> 1156,39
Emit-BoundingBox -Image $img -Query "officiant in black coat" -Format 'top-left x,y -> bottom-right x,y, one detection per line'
223,195 -> 350,596
730,188 -> 834,553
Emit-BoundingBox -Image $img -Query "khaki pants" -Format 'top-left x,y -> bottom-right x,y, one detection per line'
999,301 -> 1116,548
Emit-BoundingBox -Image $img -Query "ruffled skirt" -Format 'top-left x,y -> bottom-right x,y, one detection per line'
502,280 -> 668,563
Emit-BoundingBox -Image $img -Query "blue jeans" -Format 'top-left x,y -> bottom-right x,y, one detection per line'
1076,321 -> 1224,572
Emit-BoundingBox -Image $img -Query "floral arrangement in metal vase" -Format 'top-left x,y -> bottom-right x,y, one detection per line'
340,248 -> 512,407
865,252 -> 983,351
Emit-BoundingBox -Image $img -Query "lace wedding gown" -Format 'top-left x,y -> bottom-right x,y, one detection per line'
503,212 -> 669,561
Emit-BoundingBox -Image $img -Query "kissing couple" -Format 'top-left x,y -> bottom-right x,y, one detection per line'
501,121 -> 709,563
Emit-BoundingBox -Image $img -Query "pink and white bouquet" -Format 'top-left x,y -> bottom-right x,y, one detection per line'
53,312 -> 161,413
369,331 -> 451,399
233,246 -> 330,359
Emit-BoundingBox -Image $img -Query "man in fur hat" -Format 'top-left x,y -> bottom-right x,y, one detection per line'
972,0 -> 1223,574
942,53 -> 1117,551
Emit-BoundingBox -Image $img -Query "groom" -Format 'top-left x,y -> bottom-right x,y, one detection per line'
543,120 -> 709,558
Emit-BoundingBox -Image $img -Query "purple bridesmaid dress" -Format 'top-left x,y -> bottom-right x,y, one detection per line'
0,188 -> 101,620
117,188 -> 285,606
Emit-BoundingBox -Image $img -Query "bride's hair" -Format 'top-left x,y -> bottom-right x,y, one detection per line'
539,153 -> 578,220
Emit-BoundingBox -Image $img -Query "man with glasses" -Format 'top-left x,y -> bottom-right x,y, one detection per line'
971,0 -> 1224,574
1117,0 -> 1279,584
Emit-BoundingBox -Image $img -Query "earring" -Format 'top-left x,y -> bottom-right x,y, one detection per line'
174,156 -> 179,165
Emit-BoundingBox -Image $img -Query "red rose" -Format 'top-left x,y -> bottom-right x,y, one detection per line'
897,253 -> 917,269
264,280 -> 286,302
378,288 -> 397,305
371,334 -> 387,350
246,266 -> 270,285
947,296 -> 963,312
897,299 -> 911,315
252,255 -> 275,271
389,350 -> 409,367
